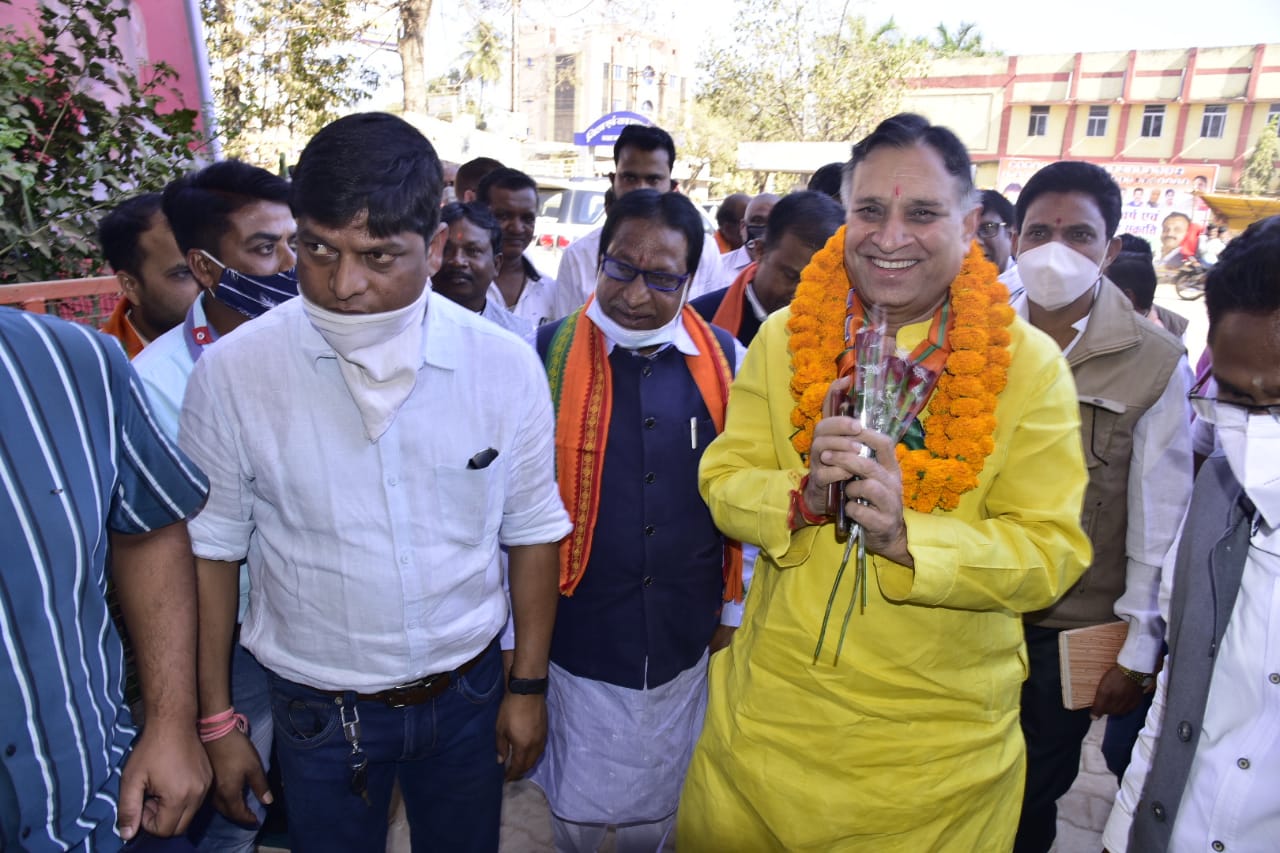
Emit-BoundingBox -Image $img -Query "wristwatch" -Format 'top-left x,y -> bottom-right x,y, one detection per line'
1117,665 -> 1155,690
507,674 -> 549,695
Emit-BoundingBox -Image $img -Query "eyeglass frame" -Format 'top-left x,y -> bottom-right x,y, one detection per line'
976,221 -> 1007,239
598,254 -> 691,293
1187,372 -> 1280,424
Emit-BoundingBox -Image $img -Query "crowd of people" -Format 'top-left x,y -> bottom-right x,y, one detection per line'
2,108 -> 1277,853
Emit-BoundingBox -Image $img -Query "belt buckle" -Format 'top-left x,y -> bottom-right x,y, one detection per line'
386,673 -> 444,708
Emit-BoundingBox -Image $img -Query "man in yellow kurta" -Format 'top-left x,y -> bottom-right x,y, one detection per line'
676,114 -> 1093,851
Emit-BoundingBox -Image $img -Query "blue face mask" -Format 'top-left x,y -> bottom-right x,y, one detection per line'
199,250 -> 299,318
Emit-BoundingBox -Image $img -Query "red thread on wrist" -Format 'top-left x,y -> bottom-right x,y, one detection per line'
789,474 -> 830,530
198,707 -> 249,743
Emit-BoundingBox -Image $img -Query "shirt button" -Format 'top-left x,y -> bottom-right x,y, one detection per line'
644,416 -> 656,429
3,744 -> 14,757
21,828 -> 30,839
644,524 -> 656,536
1212,842 -> 1225,852
387,476 -> 398,486
1177,721 -> 1193,741
641,364 -> 653,377
643,576 -> 654,587
1237,757 -> 1250,769
400,554 -> 410,565
1270,672 -> 1280,684
644,472 -> 656,484
1152,802 -> 1166,821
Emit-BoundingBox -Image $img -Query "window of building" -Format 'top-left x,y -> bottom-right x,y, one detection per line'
1027,106 -> 1049,137
612,64 -> 624,80
1086,106 -> 1109,137
1201,104 -> 1227,138
1268,103 -> 1280,134
1141,105 -> 1164,138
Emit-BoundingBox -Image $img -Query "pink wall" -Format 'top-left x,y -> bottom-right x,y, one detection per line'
1,0 -> 209,131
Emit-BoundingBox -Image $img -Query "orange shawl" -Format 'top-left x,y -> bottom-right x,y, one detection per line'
546,297 -> 744,601
100,297 -> 144,359
710,262 -> 757,340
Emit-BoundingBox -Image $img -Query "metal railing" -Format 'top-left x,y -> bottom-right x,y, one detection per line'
0,276 -> 122,329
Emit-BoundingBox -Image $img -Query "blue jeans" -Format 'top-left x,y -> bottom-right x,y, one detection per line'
268,643 -> 505,853
187,641 -> 272,853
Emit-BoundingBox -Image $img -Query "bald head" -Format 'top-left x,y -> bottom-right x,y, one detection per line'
716,194 -> 750,250
743,193 -> 779,261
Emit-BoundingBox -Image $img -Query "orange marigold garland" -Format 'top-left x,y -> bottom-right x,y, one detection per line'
786,226 -> 1013,513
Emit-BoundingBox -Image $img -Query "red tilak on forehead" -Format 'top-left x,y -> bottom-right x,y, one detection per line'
894,185 -> 902,198
1055,218 -> 1062,226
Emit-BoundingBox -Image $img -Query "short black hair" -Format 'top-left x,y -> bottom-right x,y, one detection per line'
613,124 -> 676,171
163,160 -> 290,256
1014,161 -> 1122,239
441,201 -> 502,256
290,112 -> 443,243
476,167 -> 537,206
1205,215 -> 1280,335
1162,211 -> 1191,227
980,190 -> 1014,226
98,193 -> 164,275
765,191 -> 844,252
1118,233 -> 1154,259
845,113 -> 974,201
1107,251 -> 1158,311
455,157 -> 504,201
807,163 -> 845,201
598,189 -> 704,278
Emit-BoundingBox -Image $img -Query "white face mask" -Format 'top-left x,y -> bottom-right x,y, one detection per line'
300,285 -> 430,442
1215,403 -> 1280,529
585,286 -> 690,350
1016,241 -> 1103,311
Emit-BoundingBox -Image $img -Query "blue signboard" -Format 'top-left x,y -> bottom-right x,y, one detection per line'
573,111 -> 654,147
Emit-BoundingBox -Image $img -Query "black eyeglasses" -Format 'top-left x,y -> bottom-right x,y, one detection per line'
977,221 -> 1006,239
1187,373 -> 1280,423
600,254 -> 690,293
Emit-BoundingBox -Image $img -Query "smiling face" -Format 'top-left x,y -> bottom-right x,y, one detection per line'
296,210 -> 444,314
594,217 -> 688,330
842,142 -> 979,329
434,216 -> 501,313
487,185 -> 537,261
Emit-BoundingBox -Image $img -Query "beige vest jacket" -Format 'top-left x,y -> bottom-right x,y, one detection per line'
1027,280 -> 1184,629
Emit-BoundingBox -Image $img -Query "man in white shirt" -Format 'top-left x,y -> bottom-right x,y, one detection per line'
435,201 -> 533,342
553,124 -> 720,318
179,112 -> 571,852
1011,161 -> 1193,853
477,167 -> 558,328
711,192 -> 778,293
1103,215 -> 1280,853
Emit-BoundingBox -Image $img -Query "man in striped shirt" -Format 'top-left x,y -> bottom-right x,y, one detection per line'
0,307 -> 211,850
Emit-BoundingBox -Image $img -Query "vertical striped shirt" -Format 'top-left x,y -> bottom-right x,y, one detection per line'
0,308 -> 208,851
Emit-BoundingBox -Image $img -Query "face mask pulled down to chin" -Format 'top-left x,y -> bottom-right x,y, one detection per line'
1016,241 -> 1103,311
585,287 -> 689,351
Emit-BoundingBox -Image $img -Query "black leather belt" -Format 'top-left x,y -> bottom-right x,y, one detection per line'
320,643 -> 490,708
